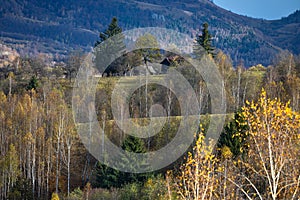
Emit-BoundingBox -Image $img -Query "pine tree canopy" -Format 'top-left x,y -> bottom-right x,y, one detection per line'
95,17 -> 123,47
195,22 -> 215,57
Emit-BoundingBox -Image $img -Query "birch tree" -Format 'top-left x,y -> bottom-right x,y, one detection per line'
172,127 -> 218,199
61,109 -> 76,196
241,89 -> 300,199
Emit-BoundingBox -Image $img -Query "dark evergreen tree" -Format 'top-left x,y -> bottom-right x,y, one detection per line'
195,22 -> 215,57
217,110 -> 249,159
121,135 -> 146,153
92,135 -> 149,188
93,163 -> 121,188
8,178 -> 33,200
94,17 -> 127,76
118,135 -> 150,185
94,17 -> 123,47
26,76 -> 38,91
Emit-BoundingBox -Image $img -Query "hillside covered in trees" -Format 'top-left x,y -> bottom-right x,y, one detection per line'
0,0 -> 300,66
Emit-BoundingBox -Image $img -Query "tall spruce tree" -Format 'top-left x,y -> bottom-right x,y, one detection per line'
94,17 -> 123,47
119,135 -> 150,184
26,76 -> 38,91
217,111 -> 249,159
94,17 -> 126,76
195,22 -> 215,57
92,135 -> 149,188
121,135 -> 146,153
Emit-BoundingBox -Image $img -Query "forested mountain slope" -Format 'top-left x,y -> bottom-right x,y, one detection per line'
0,0 -> 299,66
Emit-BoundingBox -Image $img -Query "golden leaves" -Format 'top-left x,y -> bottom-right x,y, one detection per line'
221,146 -> 233,160
172,128 -> 218,199
241,88 -> 300,198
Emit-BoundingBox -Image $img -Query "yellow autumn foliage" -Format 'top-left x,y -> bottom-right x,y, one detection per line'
241,88 -> 300,199
173,129 -> 218,200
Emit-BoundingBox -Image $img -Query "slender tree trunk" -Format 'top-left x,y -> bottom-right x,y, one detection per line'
55,137 -> 60,194
27,147 -> 31,180
67,146 -> 71,196
8,76 -> 12,100
32,141 -> 36,198
236,67 -> 241,109
145,64 -> 148,118
242,80 -> 248,106
139,71 -> 141,117
55,112 -> 64,193
167,86 -> 172,143
221,79 -> 226,111
46,139 -> 51,197
287,54 -> 292,77
102,111 -> 106,161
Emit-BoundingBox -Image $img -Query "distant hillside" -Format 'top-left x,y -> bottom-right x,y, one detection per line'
0,0 -> 299,66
